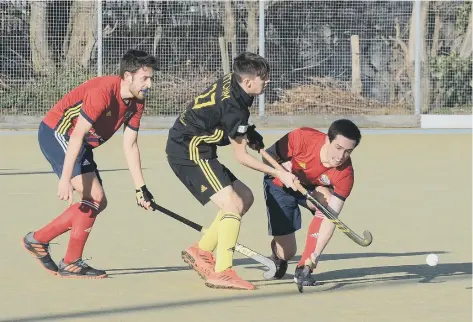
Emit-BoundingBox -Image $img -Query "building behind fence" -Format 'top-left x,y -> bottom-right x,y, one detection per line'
0,0 -> 471,126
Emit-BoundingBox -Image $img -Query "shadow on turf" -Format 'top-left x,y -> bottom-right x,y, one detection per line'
4,261 -> 471,322
105,250 -> 449,276
255,261 -> 472,290
241,250 -> 450,275
0,168 -> 141,176
106,266 -> 191,276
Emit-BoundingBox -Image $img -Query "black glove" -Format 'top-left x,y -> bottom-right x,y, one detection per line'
135,185 -> 155,208
246,124 -> 265,152
216,136 -> 231,146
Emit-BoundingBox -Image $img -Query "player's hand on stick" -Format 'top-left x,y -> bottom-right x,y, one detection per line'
135,185 -> 154,210
281,160 -> 292,172
276,170 -> 298,191
57,179 -> 74,205
246,125 -> 265,152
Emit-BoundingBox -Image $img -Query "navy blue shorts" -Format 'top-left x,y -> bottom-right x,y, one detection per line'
263,174 -> 315,236
38,121 -> 102,185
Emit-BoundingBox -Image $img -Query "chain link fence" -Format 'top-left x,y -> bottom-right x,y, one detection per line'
1,0 -> 471,121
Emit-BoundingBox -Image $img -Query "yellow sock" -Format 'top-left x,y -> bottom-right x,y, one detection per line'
198,210 -> 224,252
215,212 -> 242,273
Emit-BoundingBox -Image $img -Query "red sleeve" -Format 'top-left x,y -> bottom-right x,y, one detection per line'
127,102 -> 144,131
79,87 -> 109,124
332,167 -> 354,201
276,128 -> 303,160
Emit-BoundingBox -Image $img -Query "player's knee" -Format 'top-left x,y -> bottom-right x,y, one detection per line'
229,191 -> 246,215
97,195 -> 108,212
211,185 -> 245,215
222,191 -> 245,215
232,181 -> 254,215
84,191 -> 107,212
240,188 -> 254,215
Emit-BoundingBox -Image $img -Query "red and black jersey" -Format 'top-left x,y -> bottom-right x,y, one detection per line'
42,75 -> 144,148
166,73 -> 254,164
266,127 -> 355,201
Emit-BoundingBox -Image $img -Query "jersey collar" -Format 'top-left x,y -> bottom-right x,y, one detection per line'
232,73 -> 254,108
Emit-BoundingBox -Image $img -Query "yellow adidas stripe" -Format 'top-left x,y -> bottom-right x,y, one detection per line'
188,129 -> 224,192
58,110 -> 80,135
196,159 -> 221,192
189,129 -> 223,161
57,103 -> 82,134
57,104 -> 81,134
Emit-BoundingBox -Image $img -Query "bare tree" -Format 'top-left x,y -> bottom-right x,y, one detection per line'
222,1 -> 236,61
245,0 -> 259,53
63,0 -> 97,70
459,3 -> 472,58
29,0 -> 55,75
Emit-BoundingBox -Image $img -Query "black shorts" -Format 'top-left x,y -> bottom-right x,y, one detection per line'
167,157 -> 238,205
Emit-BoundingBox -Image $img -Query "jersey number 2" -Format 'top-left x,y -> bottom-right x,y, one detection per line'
193,84 -> 217,109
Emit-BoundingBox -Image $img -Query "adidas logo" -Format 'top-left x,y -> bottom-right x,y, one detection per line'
201,185 -> 207,192
106,110 -> 112,116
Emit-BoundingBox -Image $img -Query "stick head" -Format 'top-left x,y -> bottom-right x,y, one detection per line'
362,230 -> 373,247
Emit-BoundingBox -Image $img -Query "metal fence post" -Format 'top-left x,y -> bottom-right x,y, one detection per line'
258,0 -> 265,117
97,0 -> 103,77
414,0 -> 421,116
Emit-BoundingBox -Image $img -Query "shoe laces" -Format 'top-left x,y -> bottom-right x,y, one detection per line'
71,257 -> 93,269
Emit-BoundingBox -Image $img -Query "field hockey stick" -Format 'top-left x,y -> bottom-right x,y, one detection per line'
150,202 -> 277,279
260,150 -> 373,247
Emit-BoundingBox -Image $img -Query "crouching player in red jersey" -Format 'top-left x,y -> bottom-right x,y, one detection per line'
22,49 -> 158,279
262,119 -> 362,286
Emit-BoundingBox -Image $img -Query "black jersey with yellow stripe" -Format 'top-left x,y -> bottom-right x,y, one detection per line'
166,73 -> 254,164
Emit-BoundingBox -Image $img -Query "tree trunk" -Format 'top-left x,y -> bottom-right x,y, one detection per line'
223,1 -> 237,62
430,10 -> 442,58
459,6 -> 472,58
245,0 -> 259,53
63,0 -> 97,70
29,1 -> 55,75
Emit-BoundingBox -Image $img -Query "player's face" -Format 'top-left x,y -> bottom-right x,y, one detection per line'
245,74 -> 270,95
127,67 -> 154,100
326,134 -> 356,167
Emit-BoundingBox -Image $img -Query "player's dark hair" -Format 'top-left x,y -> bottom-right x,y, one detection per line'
120,49 -> 158,78
233,52 -> 270,82
327,119 -> 362,147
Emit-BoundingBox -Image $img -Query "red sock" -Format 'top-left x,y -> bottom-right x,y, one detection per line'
297,211 -> 324,267
34,203 -> 80,243
63,200 -> 101,264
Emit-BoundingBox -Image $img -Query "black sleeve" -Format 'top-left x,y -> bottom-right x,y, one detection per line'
220,103 -> 249,139
264,133 -> 291,164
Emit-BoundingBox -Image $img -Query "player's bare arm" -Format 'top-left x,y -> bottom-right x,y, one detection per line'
122,126 -> 153,210
57,114 -> 92,205
230,135 -> 298,191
